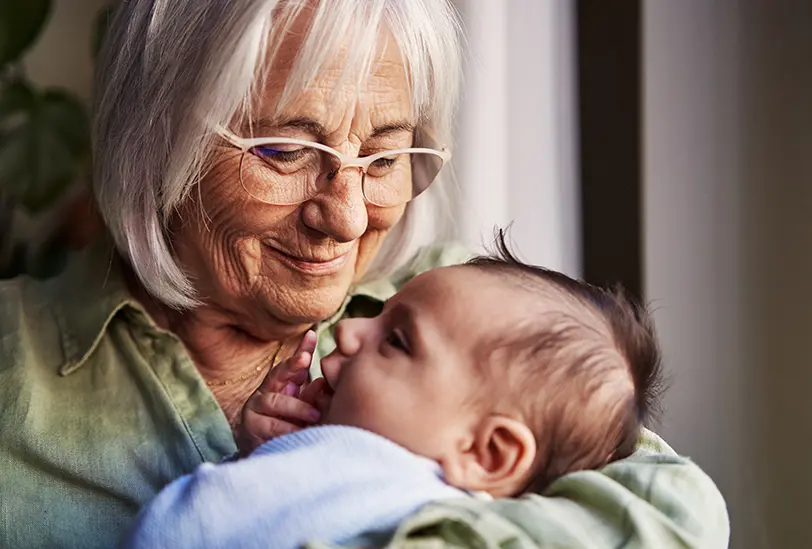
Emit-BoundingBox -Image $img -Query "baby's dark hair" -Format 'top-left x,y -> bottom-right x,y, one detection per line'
465,229 -> 665,493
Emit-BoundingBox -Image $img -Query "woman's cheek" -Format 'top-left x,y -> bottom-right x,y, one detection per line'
368,203 -> 406,231
352,204 -> 406,281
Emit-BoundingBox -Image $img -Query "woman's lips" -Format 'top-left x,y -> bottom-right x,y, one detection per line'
264,245 -> 351,275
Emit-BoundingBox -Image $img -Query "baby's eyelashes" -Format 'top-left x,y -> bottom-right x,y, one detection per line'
384,328 -> 410,354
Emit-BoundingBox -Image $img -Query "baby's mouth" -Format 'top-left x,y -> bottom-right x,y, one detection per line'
313,381 -> 336,426
319,352 -> 341,391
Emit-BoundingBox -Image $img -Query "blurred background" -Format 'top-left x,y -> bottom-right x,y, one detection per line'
2,1 -> 811,547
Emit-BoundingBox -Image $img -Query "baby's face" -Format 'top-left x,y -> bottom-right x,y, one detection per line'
320,266 -> 511,461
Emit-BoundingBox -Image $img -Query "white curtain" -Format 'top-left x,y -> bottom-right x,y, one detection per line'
451,0 -> 580,276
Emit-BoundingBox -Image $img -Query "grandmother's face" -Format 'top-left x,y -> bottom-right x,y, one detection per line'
171,30 -> 412,332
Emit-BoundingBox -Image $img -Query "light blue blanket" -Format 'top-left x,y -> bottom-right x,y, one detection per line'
123,426 -> 468,549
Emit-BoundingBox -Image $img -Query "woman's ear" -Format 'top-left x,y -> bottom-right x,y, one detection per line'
443,416 -> 537,498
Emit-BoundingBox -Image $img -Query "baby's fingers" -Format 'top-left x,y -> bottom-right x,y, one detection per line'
294,329 -> 318,357
300,378 -> 333,415
246,391 -> 321,425
258,330 -> 317,394
238,414 -> 301,455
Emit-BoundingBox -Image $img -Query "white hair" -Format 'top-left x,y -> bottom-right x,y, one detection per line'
92,0 -> 463,309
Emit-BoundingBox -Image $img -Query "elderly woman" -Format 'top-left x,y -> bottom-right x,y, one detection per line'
0,0 -> 728,548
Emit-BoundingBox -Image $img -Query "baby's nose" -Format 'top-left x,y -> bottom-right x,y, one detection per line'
321,318 -> 366,389
334,318 -> 365,355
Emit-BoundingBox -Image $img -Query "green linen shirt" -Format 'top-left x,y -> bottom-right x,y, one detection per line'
0,239 -> 729,549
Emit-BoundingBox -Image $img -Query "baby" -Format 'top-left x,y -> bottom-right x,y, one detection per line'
123,236 -> 664,549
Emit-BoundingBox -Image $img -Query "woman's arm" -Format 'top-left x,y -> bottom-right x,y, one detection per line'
305,430 -> 729,548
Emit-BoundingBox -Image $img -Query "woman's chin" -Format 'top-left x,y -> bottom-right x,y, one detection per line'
256,283 -> 353,326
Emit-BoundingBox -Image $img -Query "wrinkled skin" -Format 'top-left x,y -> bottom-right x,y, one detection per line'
135,22 -> 415,428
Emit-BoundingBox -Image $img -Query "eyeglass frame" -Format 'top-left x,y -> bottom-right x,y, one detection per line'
217,129 -> 452,207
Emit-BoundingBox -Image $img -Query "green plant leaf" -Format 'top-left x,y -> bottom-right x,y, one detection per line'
0,82 -> 89,214
0,0 -> 52,66
0,80 -> 35,119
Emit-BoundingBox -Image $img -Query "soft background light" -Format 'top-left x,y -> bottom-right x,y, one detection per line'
452,1 -> 580,275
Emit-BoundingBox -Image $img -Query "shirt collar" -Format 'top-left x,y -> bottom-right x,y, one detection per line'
50,237 -> 141,375
50,237 -> 397,375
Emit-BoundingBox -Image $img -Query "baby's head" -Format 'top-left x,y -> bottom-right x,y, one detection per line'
320,236 -> 663,497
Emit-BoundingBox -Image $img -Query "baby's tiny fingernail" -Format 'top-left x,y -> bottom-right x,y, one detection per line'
291,370 -> 308,384
283,383 -> 298,396
309,409 -> 320,421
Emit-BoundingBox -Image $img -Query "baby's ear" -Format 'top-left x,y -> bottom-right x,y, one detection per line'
443,416 -> 537,498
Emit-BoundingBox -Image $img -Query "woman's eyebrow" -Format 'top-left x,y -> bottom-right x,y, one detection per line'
249,117 -> 326,136
247,117 -> 413,139
369,121 -> 414,138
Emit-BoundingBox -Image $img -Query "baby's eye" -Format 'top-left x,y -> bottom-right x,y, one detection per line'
384,329 -> 410,354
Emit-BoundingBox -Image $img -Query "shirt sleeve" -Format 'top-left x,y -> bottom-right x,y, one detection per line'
304,429 -> 730,549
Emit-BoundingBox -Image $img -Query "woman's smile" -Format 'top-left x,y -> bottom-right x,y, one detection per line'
263,243 -> 354,275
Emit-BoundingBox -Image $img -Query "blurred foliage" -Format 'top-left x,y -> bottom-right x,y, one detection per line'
0,0 -> 112,279
0,0 -> 51,67
0,81 -> 89,214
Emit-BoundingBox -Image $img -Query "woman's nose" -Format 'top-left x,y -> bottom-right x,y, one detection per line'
300,168 -> 368,242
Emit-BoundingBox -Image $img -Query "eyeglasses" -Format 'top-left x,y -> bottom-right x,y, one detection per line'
219,131 -> 451,207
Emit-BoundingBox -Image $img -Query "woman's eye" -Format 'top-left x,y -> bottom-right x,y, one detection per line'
371,156 -> 397,169
252,146 -> 306,163
384,329 -> 410,353
367,155 -> 400,177
372,156 -> 398,169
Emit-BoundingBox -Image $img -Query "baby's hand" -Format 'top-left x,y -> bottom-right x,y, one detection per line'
237,330 -> 330,456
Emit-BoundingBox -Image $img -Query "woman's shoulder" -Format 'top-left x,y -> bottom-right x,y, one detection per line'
0,274 -> 64,373
346,241 -> 473,305
0,240 -> 130,375
390,241 -> 474,289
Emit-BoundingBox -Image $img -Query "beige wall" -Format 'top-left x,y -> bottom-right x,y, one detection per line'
23,0 -> 109,102
644,1 -> 812,548
743,3 -> 812,547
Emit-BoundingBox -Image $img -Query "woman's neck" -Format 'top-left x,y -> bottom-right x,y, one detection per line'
122,265 -> 307,429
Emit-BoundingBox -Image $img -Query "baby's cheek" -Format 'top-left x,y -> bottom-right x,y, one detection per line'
323,379 -> 370,425
322,366 -> 389,427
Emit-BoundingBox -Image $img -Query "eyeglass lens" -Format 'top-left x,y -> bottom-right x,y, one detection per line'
240,143 -> 444,206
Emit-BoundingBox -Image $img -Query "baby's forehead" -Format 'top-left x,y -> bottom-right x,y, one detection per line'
405,265 -> 553,327
426,264 -> 565,306
410,265 -> 608,338
408,265 -> 526,303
